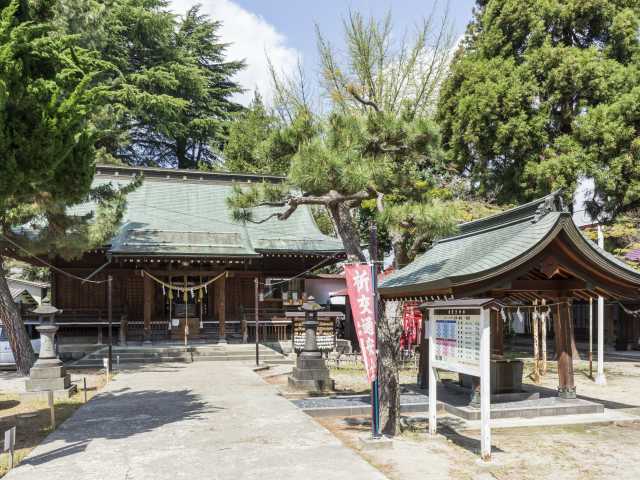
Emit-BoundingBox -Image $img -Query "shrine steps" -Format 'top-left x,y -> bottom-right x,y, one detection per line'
68,344 -> 292,369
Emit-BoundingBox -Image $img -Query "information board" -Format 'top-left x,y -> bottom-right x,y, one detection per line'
426,300 -> 493,461
432,308 -> 482,376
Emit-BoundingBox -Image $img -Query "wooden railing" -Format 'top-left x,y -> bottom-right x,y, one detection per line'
240,306 -> 293,342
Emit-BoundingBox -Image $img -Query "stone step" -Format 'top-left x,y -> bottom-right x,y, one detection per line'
90,349 -> 283,358
91,351 -> 187,359
191,350 -> 282,357
192,355 -> 264,362
264,359 -> 295,365
71,356 -> 191,368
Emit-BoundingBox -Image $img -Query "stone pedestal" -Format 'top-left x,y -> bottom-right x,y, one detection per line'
23,324 -> 76,401
288,354 -> 334,391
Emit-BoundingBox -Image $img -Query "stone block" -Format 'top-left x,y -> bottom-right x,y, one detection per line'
288,377 -> 335,391
291,367 -> 331,381
20,384 -> 77,403
25,375 -> 70,392
359,435 -> 393,451
295,357 -> 327,370
29,366 -> 66,379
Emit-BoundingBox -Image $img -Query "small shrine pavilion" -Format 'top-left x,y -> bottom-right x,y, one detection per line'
379,191 -> 640,398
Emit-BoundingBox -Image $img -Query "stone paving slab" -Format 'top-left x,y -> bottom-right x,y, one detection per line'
5,362 -> 387,480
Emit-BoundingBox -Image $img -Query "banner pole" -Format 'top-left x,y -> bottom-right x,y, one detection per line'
370,222 -> 381,438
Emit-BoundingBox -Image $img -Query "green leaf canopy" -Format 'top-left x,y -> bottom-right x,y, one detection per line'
438,0 -> 640,217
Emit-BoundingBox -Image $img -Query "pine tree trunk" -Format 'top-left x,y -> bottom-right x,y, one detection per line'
0,258 -> 36,376
391,233 -> 410,269
379,300 -> 403,436
327,202 -> 366,261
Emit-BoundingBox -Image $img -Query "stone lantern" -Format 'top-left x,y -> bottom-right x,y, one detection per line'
288,296 -> 334,391
23,299 -> 76,400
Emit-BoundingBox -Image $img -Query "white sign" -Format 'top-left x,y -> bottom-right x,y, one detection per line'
428,303 -> 492,461
4,426 -> 16,469
3,427 -> 15,453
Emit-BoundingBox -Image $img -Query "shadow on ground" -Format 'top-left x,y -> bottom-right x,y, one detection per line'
20,388 -> 216,467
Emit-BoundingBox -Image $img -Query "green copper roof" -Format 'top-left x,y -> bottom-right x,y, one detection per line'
76,165 -> 344,257
379,191 -> 640,297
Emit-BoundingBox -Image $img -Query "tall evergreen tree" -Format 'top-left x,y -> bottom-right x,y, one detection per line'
56,0 -> 245,169
0,0 -> 134,375
438,0 -> 640,217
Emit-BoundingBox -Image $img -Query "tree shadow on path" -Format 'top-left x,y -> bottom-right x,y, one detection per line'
20,388 -> 218,467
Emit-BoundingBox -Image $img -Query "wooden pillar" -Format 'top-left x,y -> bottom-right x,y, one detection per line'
554,298 -> 575,398
418,313 -> 429,388
143,274 -> 154,343
490,309 -> 504,356
540,301 -> 548,375
207,282 -> 214,320
532,302 -> 540,382
568,301 -> 581,359
217,275 -> 226,343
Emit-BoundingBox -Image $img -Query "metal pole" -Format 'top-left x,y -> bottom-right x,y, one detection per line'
596,225 -> 607,385
369,222 -> 381,438
589,296 -> 593,379
108,275 -> 113,373
255,277 -> 260,366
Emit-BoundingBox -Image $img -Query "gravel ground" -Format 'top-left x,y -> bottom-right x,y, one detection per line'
315,358 -> 640,480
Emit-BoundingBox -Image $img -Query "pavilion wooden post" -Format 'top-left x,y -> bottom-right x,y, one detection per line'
532,300 -> 540,383
554,298 -> 576,398
143,273 -> 154,344
418,314 -> 429,388
217,274 -> 226,344
540,299 -> 547,376
490,309 -> 503,355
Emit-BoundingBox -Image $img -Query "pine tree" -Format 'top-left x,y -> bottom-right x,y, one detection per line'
0,0 -> 134,375
228,10 -> 461,436
438,0 -> 640,217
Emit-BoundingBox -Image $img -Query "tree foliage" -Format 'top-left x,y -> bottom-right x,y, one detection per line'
222,92 -> 307,175
438,0 -> 640,217
55,0 -> 244,169
0,0 -> 136,374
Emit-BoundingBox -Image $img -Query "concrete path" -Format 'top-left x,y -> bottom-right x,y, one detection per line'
6,363 -> 386,480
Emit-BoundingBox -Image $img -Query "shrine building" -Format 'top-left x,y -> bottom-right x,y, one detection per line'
379,191 -> 640,398
4,164 -> 345,344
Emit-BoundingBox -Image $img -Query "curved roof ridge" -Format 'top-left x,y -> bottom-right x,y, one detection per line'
379,209 -> 640,298
95,163 -> 285,183
456,189 -> 564,237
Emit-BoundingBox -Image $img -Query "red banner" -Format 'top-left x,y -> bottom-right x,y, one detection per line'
344,263 -> 377,382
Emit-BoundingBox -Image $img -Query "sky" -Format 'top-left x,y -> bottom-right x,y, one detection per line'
169,0 -> 477,104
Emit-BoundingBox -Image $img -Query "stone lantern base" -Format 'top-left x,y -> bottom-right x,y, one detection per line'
288,354 -> 335,392
21,325 -> 76,402
22,359 -> 77,401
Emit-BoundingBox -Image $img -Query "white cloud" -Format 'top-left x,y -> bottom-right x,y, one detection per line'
170,0 -> 300,105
